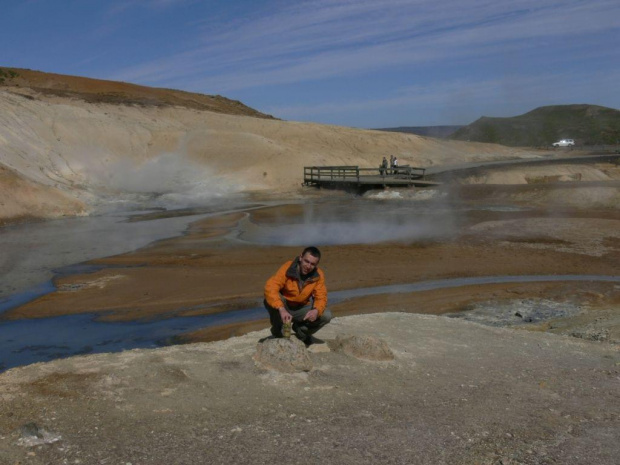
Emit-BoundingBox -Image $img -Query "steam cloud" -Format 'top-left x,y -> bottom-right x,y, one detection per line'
242,192 -> 458,246
248,220 -> 451,245
77,152 -> 240,210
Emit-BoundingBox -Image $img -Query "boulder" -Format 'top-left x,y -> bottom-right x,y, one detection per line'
254,337 -> 312,373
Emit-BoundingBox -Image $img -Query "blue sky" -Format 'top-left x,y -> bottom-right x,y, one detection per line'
2,0 -> 619,128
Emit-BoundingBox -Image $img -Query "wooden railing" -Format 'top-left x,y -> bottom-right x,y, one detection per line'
303,165 -> 426,185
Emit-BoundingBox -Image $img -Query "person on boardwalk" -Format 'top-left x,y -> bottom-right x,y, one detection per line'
264,246 -> 331,345
380,156 -> 388,175
392,156 -> 399,174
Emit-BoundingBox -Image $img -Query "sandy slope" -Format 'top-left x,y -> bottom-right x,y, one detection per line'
0,164 -> 86,224
1,87 -> 533,222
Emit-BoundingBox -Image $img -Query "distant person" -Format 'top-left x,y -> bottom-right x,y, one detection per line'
392,156 -> 399,173
380,156 -> 388,175
264,246 -> 331,345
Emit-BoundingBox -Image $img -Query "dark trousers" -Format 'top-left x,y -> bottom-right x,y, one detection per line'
264,298 -> 332,341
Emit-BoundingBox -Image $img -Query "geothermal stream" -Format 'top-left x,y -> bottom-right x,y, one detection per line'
1,195 -> 618,371
1,274 -> 620,371
0,200 -> 264,298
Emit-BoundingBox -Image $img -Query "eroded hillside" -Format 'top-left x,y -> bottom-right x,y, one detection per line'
1,69 -> 538,223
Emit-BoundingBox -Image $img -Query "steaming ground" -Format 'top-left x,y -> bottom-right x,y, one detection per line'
80,152 -> 242,211
239,197 -> 458,245
241,219 -> 448,245
2,74 -> 620,463
1,194 -> 460,301
1,85 -> 546,224
1,161 -> 620,465
4,181 -> 618,325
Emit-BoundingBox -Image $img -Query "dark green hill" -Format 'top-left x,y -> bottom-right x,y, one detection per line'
450,104 -> 620,146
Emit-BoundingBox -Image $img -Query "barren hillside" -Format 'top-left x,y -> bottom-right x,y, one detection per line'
0,68 -> 274,118
1,69 -> 538,223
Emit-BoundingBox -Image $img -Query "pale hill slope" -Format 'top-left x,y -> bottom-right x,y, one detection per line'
1,80 -> 537,223
0,164 -> 87,221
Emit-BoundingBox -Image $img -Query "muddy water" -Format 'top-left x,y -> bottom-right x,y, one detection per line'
1,191 -> 525,303
2,275 -> 620,371
0,201 -> 262,299
237,195 -> 463,245
0,195 -> 447,316
0,191 -> 601,371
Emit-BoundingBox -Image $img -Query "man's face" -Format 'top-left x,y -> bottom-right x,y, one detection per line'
299,252 -> 319,275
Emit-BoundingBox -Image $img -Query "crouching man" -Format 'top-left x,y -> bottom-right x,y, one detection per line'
264,246 -> 332,345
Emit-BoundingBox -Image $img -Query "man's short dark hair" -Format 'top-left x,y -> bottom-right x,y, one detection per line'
302,246 -> 321,260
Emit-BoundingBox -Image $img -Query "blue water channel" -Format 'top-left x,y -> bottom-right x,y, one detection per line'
2,274 -> 620,372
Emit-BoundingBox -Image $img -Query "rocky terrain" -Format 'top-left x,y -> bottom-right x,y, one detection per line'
1,313 -> 619,465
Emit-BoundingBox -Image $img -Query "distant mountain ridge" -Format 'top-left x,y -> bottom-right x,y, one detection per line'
0,67 -> 274,119
375,125 -> 463,138
450,104 -> 620,147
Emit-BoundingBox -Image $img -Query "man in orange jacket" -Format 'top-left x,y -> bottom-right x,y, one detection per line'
264,246 -> 331,345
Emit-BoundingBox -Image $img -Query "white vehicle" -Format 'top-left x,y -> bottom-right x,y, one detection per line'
552,139 -> 575,147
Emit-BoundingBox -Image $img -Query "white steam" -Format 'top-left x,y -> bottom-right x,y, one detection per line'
242,195 -> 458,246
246,220 -> 450,245
77,152 -> 241,209
364,189 -> 446,201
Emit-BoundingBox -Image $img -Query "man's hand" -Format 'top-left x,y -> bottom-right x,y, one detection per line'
278,307 -> 292,323
303,308 -> 319,322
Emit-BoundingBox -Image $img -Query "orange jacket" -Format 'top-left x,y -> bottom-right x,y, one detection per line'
264,259 -> 327,315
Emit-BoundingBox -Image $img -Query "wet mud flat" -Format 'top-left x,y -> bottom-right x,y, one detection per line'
0,199 -> 266,298
1,182 -> 620,370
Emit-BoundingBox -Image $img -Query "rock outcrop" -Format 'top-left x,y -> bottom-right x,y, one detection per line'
254,337 -> 313,372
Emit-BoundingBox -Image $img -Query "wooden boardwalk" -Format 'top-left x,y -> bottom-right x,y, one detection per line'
303,165 -> 440,190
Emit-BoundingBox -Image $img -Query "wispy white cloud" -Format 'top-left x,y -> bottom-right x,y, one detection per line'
82,0 -> 618,126
109,0 -> 620,93
267,69 -> 620,124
